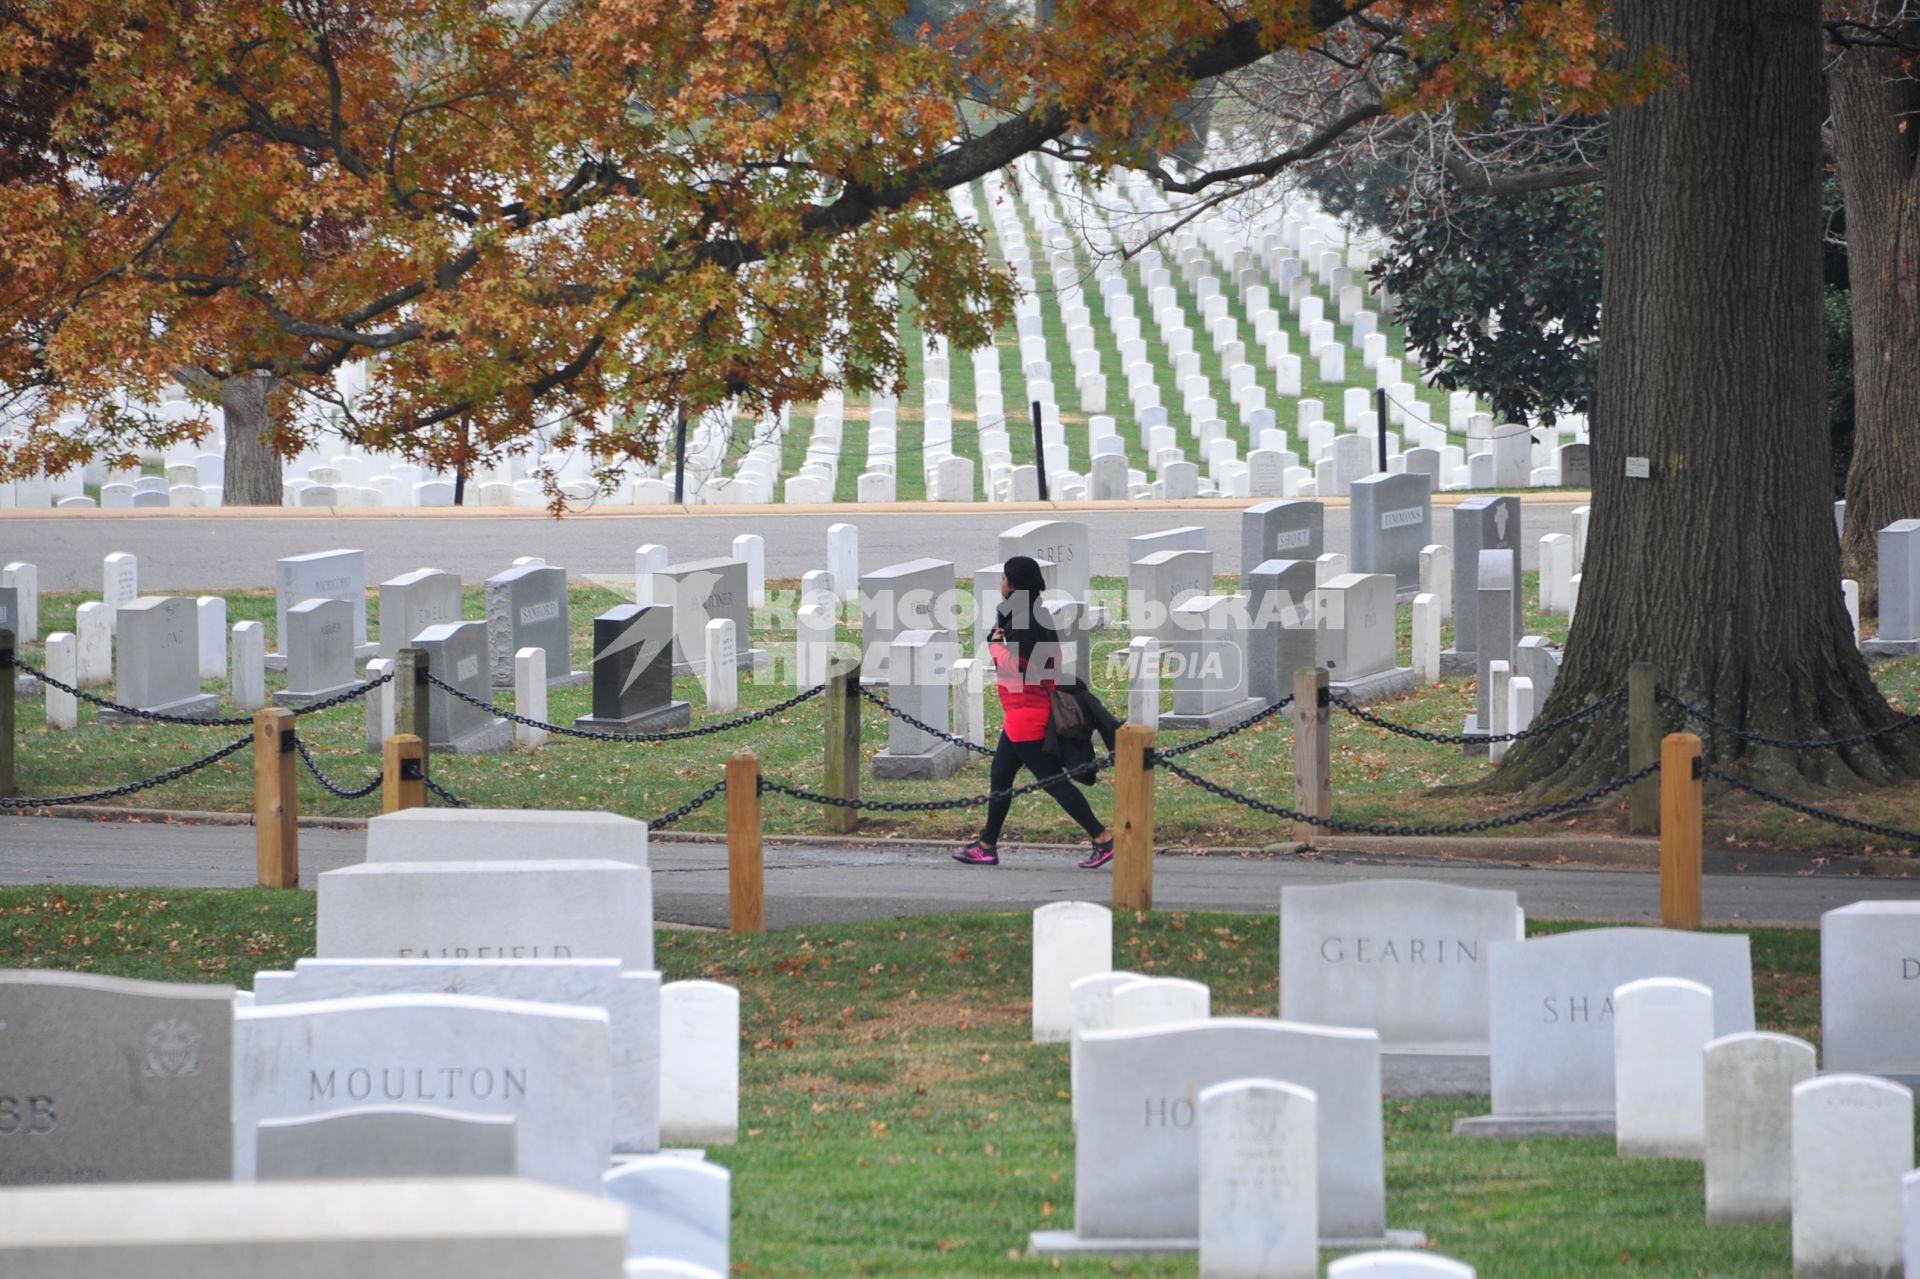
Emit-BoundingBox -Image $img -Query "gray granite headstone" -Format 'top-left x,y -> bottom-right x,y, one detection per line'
276,597 -> 359,706
1239,501 -> 1323,578
272,549 -> 371,667
1559,443 -> 1591,488
871,628 -> 966,779
1516,635 -> 1560,708
1128,549 -> 1214,641
1244,559 -> 1317,705
576,604 -> 689,733
255,1107 -> 517,1180
484,564 -> 584,688
104,596 -> 220,721
413,620 -> 510,753
1349,472 -> 1431,596
1127,526 -> 1208,565
653,558 -> 760,676
0,971 -> 234,1184
1467,551 -> 1518,748
1863,519 -> 1920,657
1000,520 -> 1093,603
378,569 -> 462,659
1445,496 -> 1521,661
858,557 -> 958,670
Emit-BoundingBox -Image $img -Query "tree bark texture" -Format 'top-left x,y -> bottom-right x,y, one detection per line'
1832,14 -> 1920,610
220,374 -> 284,507
1500,0 -> 1920,794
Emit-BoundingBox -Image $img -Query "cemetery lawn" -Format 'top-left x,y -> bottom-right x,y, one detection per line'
12,580 -> 1920,857
0,892 -> 1883,1276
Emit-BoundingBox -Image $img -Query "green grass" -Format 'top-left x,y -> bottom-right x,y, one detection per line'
10,580 -> 1919,854
0,894 -> 1879,1276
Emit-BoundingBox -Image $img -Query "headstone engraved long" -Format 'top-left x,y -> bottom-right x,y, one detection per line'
1244,559 -> 1317,706
1821,900 -> 1920,1083
0,1178 -> 629,1277
102,596 -> 220,721
378,568 -> 463,658
575,603 -> 689,733
1280,880 -> 1522,1096
271,549 -> 372,669
660,980 -> 739,1145
0,971 -> 234,1185
1348,472 -> 1432,596
255,1107 -> 518,1179
1033,902 -> 1113,1044
1197,1079 -> 1318,1279
253,956 -> 659,1153
1863,520 -> 1920,657
234,995 -> 613,1193
1791,1074 -> 1913,1279
484,564 -> 585,688
1455,928 -> 1754,1139
1613,977 -> 1714,1158
1440,496 -> 1519,675
274,597 -> 358,706
871,628 -> 966,779
1029,1019 -> 1413,1254
1704,1032 -> 1816,1225
653,559 -> 761,675
318,858 -> 654,970
413,621 -> 511,753
1164,594 -> 1264,730
603,1157 -> 731,1273
1239,500 -> 1324,577
1318,573 -> 1412,704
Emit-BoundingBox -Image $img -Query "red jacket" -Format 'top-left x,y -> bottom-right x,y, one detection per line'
989,639 -> 1054,742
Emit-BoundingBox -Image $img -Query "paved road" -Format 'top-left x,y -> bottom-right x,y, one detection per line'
2,816 -> 1910,928
0,502 -> 1582,591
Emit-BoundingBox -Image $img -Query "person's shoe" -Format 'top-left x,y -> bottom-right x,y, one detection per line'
1078,836 -> 1114,870
953,840 -> 999,866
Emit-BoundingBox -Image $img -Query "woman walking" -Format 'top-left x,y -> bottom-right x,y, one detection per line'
953,556 -> 1114,869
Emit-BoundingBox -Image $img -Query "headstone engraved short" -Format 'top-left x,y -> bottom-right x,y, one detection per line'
0,1178 -> 629,1277
1703,1031 -> 1816,1225
1864,520 -> 1920,657
368,807 -> 648,866
1279,880 -> 1522,1096
0,971 -> 234,1185
652,558 -> 762,675
318,857 -> 654,970
1164,595 -> 1264,730
871,628 -> 966,779
1439,496 -> 1520,676
273,597 -> 359,706
484,563 -> 585,688
412,621 -> 511,753
1030,1019 -> 1417,1255
1197,1079 -> 1318,1279
1244,559 -> 1317,706
271,549 -> 372,669
1239,500 -> 1324,577
1820,900 -> 1920,1084
1613,977 -> 1714,1158
101,596 -> 220,721
377,569 -> 463,658
602,1157 -> 730,1272
859,557 -> 958,671
1348,472 -> 1431,596
252,956 -> 659,1152
1033,902 -> 1113,1045
575,603 -> 689,733
255,1107 -> 518,1179
1791,1074 -> 1913,1279
660,980 -> 739,1145
234,994 -> 613,1193
1455,928 -> 1754,1139
1318,573 -> 1412,704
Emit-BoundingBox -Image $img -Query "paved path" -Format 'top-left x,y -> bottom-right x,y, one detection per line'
0,502 -> 1583,591
2,816 -> 1911,928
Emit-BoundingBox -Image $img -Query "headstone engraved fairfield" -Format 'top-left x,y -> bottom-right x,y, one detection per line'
1821,900 -> 1920,1084
1455,928 -> 1754,1139
378,569 -> 463,658
1328,1252 -> 1476,1278
0,971 -> 234,1184
1239,500 -> 1324,577
1279,880 -> 1522,1096
233,995 -> 613,1193
270,549 -> 372,669
484,564 -> 585,688
576,604 -> 689,733
1703,1032 -> 1816,1225
1439,496 -> 1520,676
274,597 -> 359,706
1197,1079 -> 1318,1279
653,559 -> 761,675
254,1107 -> 518,1179
102,596 -> 221,722
413,621 -> 511,753
1033,903 -> 1113,1045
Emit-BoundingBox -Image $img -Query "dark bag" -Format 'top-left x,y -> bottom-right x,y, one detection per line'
1049,685 -> 1090,739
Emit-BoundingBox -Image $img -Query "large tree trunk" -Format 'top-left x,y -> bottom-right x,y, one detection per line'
1831,12 -> 1920,610
1500,0 -> 1920,794
220,373 -> 284,507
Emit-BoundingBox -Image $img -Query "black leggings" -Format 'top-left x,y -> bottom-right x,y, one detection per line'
978,731 -> 1105,846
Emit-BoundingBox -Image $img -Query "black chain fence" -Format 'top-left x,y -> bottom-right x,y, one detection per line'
1330,685 -> 1626,746
858,686 -> 995,755
294,736 -> 385,801
1157,694 -> 1294,759
0,732 -> 255,809
649,777 -> 728,830
1700,762 -> 1920,845
760,753 -> 1111,814
425,776 -> 470,808
1659,688 -> 1920,753
426,674 -> 824,743
5,655 -> 392,726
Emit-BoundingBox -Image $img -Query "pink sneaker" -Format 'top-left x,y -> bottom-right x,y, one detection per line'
953,840 -> 999,866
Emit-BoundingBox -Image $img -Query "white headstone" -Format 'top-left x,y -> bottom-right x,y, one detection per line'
603,1157 -> 730,1272
1703,1032 -> 1816,1224
1033,903 -> 1113,1044
1197,1080 -> 1318,1279
1613,977 -> 1714,1158
1791,1074 -> 1913,1279
1820,901 -> 1920,1079
660,980 -> 739,1145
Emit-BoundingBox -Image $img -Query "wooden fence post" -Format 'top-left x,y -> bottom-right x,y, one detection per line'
382,733 -> 427,813
0,628 -> 15,800
1291,666 -> 1331,843
726,750 -> 764,933
1659,732 -> 1704,928
395,647 -> 432,783
1112,724 -> 1155,912
253,707 -> 300,889
822,658 -> 861,835
1629,662 -> 1662,835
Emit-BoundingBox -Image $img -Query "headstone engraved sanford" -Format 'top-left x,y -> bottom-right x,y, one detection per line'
0,971 -> 234,1184
575,603 -> 690,733
233,994 -> 613,1193
412,621 -> 511,753
101,596 -> 221,721
254,1107 -> 518,1180
484,563 -> 586,688
377,568 -> 463,658
270,549 -> 373,669
1279,880 -> 1522,1096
